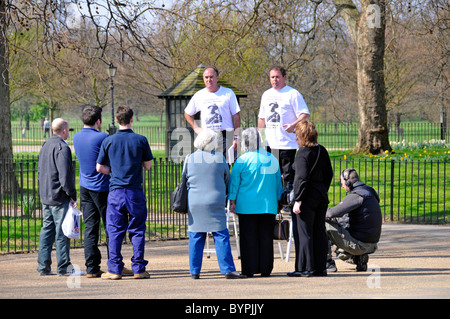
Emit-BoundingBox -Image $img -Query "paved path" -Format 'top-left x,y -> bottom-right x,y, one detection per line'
1,224 -> 449,304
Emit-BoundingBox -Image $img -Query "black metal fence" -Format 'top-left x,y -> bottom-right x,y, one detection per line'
1,156 -> 448,254
11,121 -> 449,152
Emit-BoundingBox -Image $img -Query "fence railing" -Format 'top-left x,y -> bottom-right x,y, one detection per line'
1,156 -> 448,253
11,123 -> 166,153
11,121 -> 449,153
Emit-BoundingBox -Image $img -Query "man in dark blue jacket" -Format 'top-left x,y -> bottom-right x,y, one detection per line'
96,105 -> 153,280
325,168 -> 382,272
37,118 -> 78,276
74,105 -> 111,278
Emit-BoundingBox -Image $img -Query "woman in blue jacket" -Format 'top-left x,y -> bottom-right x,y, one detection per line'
229,128 -> 283,277
186,129 -> 245,279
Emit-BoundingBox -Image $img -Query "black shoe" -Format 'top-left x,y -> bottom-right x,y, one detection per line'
261,273 -> 271,277
191,274 -> 200,279
312,270 -> 327,277
287,271 -> 302,277
299,271 -> 313,277
225,272 -> 246,279
355,254 -> 369,272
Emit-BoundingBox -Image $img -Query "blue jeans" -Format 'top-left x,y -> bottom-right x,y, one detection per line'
37,203 -> 71,275
189,229 -> 236,275
106,188 -> 148,275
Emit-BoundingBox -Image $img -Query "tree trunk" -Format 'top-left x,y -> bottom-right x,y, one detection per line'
334,0 -> 391,154
0,0 -> 13,159
0,0 -> 19,194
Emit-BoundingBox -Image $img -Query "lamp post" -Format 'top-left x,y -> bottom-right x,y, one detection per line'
106,62 -> 117,135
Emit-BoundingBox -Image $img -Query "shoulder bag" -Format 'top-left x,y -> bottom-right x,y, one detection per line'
171,155 -> 189,214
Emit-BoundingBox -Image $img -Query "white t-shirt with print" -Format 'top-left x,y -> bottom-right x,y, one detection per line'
184,86 -> 240,131
258,85 -> 310,149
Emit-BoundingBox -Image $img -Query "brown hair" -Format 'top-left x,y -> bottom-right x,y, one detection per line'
295,120 -> 318,147
115,105 -> 133,125
269,65 -> 286,77
81,105 -> 102,126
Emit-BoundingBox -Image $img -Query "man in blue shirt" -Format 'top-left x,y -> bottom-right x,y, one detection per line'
73,105 -> 110,278
96,105 -> 153,280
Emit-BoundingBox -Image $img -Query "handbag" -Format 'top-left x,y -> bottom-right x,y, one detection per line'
62,204 -> 82,239
274,215 -> 290,241
171,155 -> 189,214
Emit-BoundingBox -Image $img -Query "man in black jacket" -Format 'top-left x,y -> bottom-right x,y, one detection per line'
325,168 -> 382,272
37,118 -> 79,276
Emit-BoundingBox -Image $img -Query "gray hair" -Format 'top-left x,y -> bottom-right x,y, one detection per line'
241,128 -> 262,152
194,129 -> 219,152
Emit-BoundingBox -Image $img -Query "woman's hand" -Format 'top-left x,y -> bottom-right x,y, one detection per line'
229,200 -> 237,214
293,201 -> 302,214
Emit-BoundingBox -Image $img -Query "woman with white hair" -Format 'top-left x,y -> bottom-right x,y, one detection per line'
228,128 -> 283,277
186,129 -> 245,279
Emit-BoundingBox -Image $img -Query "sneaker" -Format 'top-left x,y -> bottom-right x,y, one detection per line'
122,267 -> 134,276
59,269 -> 85,276
101,271 -> 122,280
86,270 -> 104,278
355,254 -> 369,272
134,271 -> 150,279
39,270 -> 53,276
326,259 -> 337,272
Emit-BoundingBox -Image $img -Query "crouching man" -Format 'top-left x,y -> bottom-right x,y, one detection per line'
325,168 -> 382,272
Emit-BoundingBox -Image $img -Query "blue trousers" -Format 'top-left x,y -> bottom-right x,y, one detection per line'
106,188 -> 148,275
189,229 -> 236,275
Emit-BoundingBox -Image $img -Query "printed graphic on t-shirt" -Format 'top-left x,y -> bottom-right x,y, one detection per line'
266,102 -> 280,124
205,104 -> 223,130
265,100 -> 282,130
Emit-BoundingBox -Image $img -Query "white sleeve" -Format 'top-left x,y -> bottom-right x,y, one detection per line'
258,93 -> 266,119
293,91 -> 310,116
228,91 -> 240,115
184,93 -> 199,116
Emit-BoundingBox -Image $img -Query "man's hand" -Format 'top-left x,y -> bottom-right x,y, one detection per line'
70,199 -> 78,209
283,123 -> 296,133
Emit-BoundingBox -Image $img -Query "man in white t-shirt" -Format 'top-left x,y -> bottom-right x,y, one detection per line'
184,66 -> 241,162
258,66 -> 310,188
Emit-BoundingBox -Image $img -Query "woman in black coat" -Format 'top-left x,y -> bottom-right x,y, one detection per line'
288,120 -> 334,277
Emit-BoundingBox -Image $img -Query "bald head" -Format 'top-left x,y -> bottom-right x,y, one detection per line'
52,118 -> 70,140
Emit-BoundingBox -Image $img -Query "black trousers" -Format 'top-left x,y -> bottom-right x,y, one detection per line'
238,213 -> 275,276
291,198 -> 328,273
266,147 -> 296,186
80,186 -> 109,274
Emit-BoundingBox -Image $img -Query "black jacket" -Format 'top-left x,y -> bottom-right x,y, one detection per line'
326,181 -> 382,243
38,135 -> 77,206
293,144 -> 333,204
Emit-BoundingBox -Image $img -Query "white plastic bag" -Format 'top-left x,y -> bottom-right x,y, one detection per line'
62,204 -> 82,239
